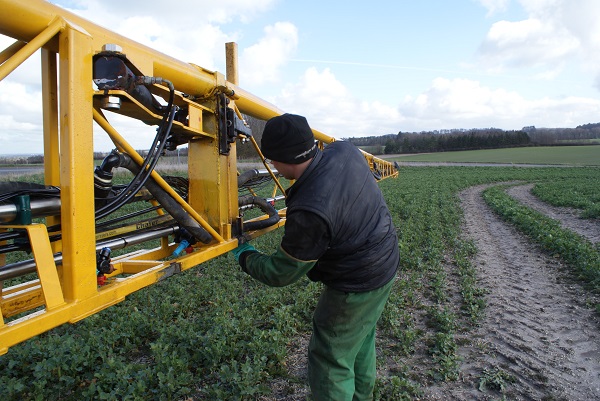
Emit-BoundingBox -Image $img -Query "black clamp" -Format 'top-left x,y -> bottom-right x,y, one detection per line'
217,93 -> 252,155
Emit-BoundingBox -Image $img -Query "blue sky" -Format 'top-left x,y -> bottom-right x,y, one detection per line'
1,0 -> 599,153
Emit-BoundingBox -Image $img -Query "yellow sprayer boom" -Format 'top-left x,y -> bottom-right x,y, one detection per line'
0,0 -> 397,354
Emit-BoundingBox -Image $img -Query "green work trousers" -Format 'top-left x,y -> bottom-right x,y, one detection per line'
308,278 -> 394,401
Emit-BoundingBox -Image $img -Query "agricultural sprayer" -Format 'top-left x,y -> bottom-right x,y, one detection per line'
0,0 -> 397,354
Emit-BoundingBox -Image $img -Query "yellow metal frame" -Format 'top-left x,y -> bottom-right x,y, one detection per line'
0,0 -> 397,354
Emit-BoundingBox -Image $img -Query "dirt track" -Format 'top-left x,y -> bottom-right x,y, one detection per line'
507,183 -> 600,244
424,184 -> 600,400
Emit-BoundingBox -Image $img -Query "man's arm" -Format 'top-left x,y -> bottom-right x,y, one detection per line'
236,210 -> 330,287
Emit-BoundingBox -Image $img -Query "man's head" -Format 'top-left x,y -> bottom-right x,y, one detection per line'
261,114 -> 317,164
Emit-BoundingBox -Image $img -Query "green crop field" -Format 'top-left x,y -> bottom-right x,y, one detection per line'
388,145 -> 600,165
1,165 -> 599,400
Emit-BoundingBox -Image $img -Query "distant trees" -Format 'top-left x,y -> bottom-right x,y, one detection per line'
347,128 -> 531,154
345,123 -> 600,155
0,154 -> 45,164
527,125 -> 600,145
10,119 -> 597,164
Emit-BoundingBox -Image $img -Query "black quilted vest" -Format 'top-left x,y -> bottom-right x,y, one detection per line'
285,141 -> 399,292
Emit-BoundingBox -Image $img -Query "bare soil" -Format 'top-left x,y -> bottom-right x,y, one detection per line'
268,183 -> 600,400
423,184 -> 600,400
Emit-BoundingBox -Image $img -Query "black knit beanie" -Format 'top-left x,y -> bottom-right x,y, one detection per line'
261,114 -> 317,164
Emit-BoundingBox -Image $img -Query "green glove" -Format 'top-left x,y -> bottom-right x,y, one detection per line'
232,242 -> 256,262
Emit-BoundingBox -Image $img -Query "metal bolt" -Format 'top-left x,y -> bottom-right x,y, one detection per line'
102,43 -> 122,53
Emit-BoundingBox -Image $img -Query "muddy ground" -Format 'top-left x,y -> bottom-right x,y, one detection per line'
267,183 -> 600,400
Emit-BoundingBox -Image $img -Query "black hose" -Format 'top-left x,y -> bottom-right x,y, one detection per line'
95,78 -> 176,220
117,154 -> 213,243
95,109 -> 172,219
238,194 -> 280,232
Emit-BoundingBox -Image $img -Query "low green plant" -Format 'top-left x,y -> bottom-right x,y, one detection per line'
374,375 -> 422,400
428,332 -> 459,381
531,173 -> 600,218
478,366 -> 515,393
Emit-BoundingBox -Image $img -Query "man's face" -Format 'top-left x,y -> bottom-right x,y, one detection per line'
271,160 -> 295,180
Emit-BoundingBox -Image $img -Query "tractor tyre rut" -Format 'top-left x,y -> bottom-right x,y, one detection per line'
425,183 -> 600,400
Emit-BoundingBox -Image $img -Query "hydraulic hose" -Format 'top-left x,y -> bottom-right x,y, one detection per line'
117,153 -> 213,243
95,77 -> 176,220
237,169 -> 263,187
238,194 -> 280,232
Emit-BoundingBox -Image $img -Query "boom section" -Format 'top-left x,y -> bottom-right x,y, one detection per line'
0,0 -> 397,354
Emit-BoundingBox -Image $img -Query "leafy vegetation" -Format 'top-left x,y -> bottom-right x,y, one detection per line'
1,165 -> 598,399
531,175 -> 600,218
478,366 -> 515,393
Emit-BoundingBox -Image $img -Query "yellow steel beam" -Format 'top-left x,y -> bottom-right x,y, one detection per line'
42,47 -> 60,188
41,47 -> 62,248
57,22 -> 97,302
0,40 -> 26,64
1,280 -> 45,319
0,17 -> 64,81
2,225 -> 65,311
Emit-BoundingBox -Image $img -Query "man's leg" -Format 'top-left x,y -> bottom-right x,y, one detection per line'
353,279 -> 394,401
308,287 -> 358,401
352,327 -> 376,401
308,279 -> 394,401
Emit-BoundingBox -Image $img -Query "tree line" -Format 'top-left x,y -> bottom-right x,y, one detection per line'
345,124 -> 600,155
380,129 -> 530,154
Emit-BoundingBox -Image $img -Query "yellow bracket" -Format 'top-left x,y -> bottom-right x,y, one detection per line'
0,225 -> 65,319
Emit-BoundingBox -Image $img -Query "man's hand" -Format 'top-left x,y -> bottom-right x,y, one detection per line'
232,242 -> 256,262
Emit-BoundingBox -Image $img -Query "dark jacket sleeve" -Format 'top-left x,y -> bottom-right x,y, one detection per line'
280,209 -> 330,261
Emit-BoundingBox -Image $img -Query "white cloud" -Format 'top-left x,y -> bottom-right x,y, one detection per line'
478,0 -> 600,87
478,18 -> 578,71
240,22 -> 298,86
476,0 -> 510,16
264,66 -> 600,140
275,67 -> 400,138
114,16 -> 231,70
397,77 -> 600,130
0,79 -> 44,154
401,78 -> 528,128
